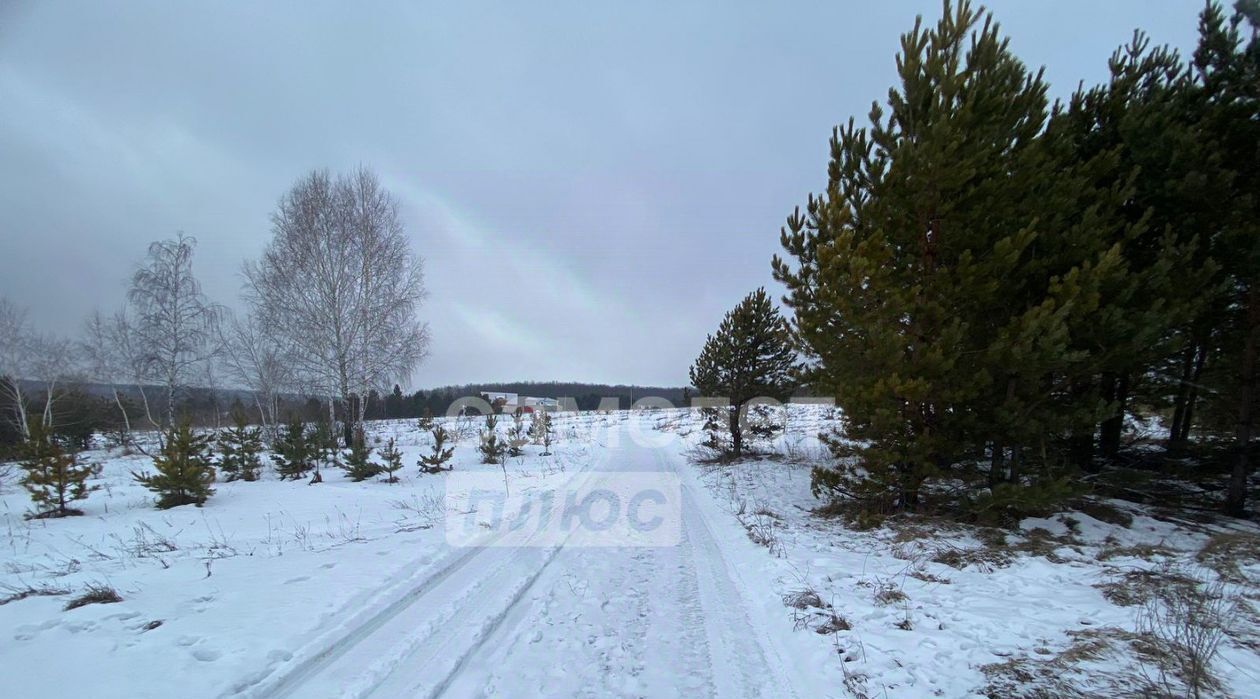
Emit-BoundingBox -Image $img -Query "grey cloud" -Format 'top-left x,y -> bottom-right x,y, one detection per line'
0,0 -> 1204,386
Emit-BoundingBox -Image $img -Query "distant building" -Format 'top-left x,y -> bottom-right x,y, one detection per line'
479,391 -> 559,413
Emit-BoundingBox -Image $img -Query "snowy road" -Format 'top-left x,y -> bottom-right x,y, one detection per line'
245,420 -> 816,699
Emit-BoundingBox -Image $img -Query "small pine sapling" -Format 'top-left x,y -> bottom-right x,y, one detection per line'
274,416 -> 315,481
419,424 -> 455,474
218,410 -> 264,482
507,409 -> 528,457
529,410 -> 547,444
417,408 -> 434,430
539,411 -> 555,456
746,403 -> 785,449
20,417 -> 99,518
478,413 -> 506,464
380,438 -> 404,483
311,420 -> 340,481
700,406 -> 726,453
133,421 -> 216,509
343,427 -> 381,482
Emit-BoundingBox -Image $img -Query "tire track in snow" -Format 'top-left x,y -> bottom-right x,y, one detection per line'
236,452 -> 610,699
240,419 -> 809,698
662,444 -> 807,698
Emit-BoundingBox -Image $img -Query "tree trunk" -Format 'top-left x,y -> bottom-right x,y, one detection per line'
988,443 -> 1006,488
1169,344 -> 1196,448
902,468 -> 921,511
1225,287 -> 1259,517
165,378 -> 176,429
112,386 -> 132,447
728,405 -> 742,457
1008,444 -> 1022,485
1099,372 -> 1129,460
1066,378 -> 1096,471
1178,344 -> 1207,444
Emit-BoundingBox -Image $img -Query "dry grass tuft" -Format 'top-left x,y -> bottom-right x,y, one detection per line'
782,587 -> 825,610
1196,532 -> 1260,584
0,584 -> 70,606
1095,568 -> 1195,608
63,583 -> 122,611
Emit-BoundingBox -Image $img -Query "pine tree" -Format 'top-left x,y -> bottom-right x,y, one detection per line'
218,410 -> 264,482
772,1 -> 1143,513
688,288 -> 795,458
419,424 -> 455,473
274,416 -> 314,481
1193,0 -> 1260,516
528,410 -> 546,444
507,409 -> 528,457
478,414 -> 506,464
417,407 -> 434,430
343,426 -> 381,481
534,411 -> 555,456
133,421 -> 215,509
311,420 -> 340,479
20,417 -> 98,518
1054,28 -> 1224,464
699,406 -> 726,453
379,437 -> 404,483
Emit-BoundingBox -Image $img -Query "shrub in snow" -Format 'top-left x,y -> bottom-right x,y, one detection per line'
1138,567 -> 1237,699
20,417 -> 99,519
507,409 -> 528,457
311,420 -> 340,477
417,408 -> 434,430
478,414 -> 506,465
419,424 -> 454,474
343,427 -> 381,482
528,410 -> 546,444
698,406 -> 728,455
531,410 -> 555,455
379,438 -> 404,483
217,410 -> 264,482
133,422 -> 215,509
274,416 -> 315,481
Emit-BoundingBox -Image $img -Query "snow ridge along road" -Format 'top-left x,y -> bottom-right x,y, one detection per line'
242,417 -> 819,698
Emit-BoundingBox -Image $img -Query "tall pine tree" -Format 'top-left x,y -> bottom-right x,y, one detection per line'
773,1 -> 1147,513
1194,0 -> 1260,515
689,288 -> 795,458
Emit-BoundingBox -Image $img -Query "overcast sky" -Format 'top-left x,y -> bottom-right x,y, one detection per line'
0,1 -> 1204,388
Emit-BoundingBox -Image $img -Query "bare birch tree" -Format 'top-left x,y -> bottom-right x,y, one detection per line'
245,167 -> 429,445
0,298 -> 79,437
0,298 -> 35,439
219,311 -> 292,439
82,309 -> 136,445
29,333 -> 78,432
127,234 -> 222,427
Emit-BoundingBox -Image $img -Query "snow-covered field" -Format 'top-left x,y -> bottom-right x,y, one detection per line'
2,407 -> 1258,698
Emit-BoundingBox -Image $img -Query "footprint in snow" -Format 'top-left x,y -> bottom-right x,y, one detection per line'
13,626 -> 40,641
284,576 -> 310,585
192,647 -> 222,662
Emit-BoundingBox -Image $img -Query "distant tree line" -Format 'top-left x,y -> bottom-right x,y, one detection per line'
359,382 -> 691,418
